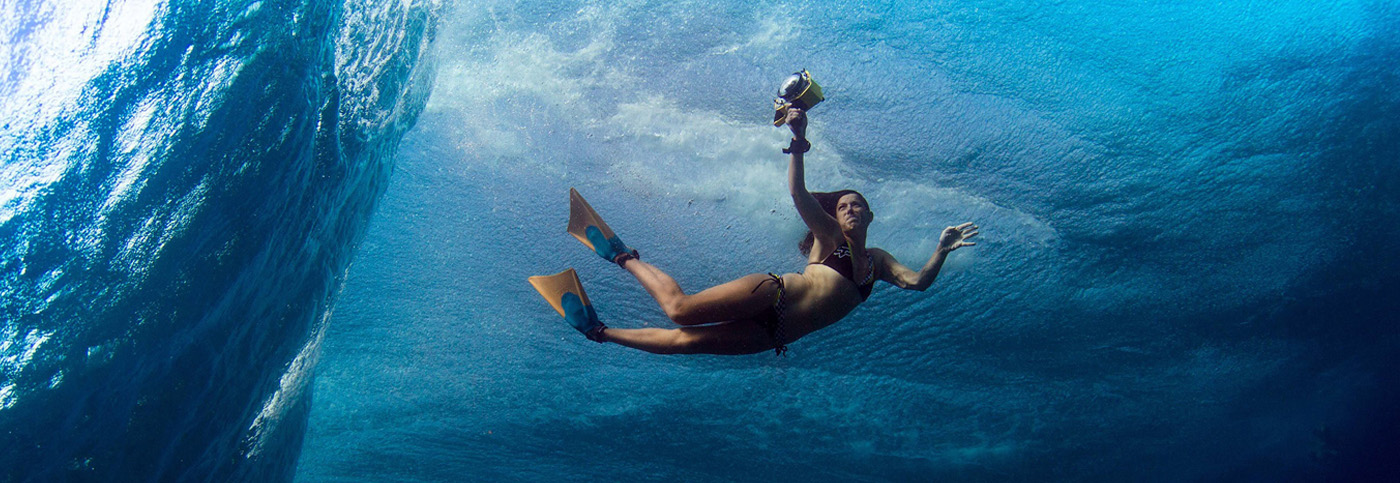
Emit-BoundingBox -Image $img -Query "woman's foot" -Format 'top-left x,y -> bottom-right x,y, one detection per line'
561,292 -> 607,343
585,325 -> 607,342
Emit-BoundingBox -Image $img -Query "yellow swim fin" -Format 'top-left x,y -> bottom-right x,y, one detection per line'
528,268 -> 605,341
567,188 -> 636,262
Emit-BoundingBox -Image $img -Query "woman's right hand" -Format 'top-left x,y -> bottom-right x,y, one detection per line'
786,108 -> 807,140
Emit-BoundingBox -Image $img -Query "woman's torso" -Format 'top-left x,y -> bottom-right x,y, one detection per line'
778,243 -> 877,341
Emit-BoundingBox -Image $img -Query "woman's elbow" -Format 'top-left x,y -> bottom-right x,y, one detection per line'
910,275 -> 938,291
903,280 -> 931,292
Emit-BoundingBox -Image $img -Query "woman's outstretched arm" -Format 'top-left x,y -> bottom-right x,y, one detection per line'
874,223 -> 979,291
785,109 -> 840,242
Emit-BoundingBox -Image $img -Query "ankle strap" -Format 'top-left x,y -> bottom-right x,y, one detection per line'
613,250 -> 639,268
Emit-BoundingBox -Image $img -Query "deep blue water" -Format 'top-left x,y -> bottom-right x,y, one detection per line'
4,0 -> 1399,481
1,0 -> 437,480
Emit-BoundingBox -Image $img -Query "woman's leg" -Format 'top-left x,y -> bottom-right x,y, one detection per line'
621,259 -> 778,326
600,319 -> 775,355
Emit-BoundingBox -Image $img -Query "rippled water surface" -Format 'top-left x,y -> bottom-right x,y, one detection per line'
4,0 -> 1398,481
2,0 -> 437,479
296,1 -> 1399,481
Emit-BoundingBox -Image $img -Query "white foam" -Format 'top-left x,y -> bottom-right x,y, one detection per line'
425,26 -> 631,165
708,4 -> 800,55
601,95 -> 842,217
245,302 -> 332,458
426,4 -> 1055,256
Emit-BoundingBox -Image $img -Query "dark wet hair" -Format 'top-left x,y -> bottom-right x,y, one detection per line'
798,190 -> 869,256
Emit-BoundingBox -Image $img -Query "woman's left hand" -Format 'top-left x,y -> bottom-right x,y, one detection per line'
938,222 -> 978,252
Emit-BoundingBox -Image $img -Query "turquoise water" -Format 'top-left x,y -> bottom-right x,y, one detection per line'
298,1 -> 1399,481
2,0 -> 435,479
3,0 -> 1398,481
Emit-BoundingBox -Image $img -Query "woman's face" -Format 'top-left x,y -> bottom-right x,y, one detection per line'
835,193 -> 871,231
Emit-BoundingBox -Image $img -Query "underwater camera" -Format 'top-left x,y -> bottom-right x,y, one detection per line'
772,69 -> 825,126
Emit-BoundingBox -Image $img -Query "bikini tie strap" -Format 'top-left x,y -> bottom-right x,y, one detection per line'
753,273 -> 789,356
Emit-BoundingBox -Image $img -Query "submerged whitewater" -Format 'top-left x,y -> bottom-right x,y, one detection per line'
4,0 -> 1399,481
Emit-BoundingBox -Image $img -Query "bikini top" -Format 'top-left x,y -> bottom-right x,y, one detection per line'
811,242 -> 875,301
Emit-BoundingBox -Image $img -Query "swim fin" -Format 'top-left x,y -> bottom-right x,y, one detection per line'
528,268 -> 605,341
567,188 -> 637,263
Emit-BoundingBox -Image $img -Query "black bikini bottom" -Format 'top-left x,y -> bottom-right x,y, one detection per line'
753,273 -> 788,356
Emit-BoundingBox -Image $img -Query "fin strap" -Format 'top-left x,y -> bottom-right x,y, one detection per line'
613,250 -> 639,268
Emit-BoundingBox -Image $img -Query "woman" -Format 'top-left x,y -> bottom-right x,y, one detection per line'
565,108 -> 977,355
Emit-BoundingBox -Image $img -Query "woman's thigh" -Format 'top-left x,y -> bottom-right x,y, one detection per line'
674,319 -> 777,355
672,273 -> 781,325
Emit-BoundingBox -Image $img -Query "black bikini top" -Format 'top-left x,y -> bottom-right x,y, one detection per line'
812,243 -> 875,301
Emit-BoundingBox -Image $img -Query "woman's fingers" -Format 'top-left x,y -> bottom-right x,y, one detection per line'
944,223 -> 980,250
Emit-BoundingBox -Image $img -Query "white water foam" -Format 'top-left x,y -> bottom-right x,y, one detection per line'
427,4 -> 1057,258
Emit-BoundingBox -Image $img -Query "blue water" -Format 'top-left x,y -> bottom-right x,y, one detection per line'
1,0 -> 436,480
3,0 -> 1398,481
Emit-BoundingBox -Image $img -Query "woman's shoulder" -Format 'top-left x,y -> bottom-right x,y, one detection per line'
866,247 -> 897,272
806,235 -> 842,261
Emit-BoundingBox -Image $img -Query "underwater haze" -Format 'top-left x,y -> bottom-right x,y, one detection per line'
3,0 -> 1398,481
296,0 -> 1400,481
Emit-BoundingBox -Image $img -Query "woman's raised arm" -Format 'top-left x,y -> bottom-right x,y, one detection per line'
785,109 -> 840,242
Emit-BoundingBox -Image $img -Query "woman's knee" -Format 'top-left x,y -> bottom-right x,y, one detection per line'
662,298 -> 706,326
663,274 -> 775,325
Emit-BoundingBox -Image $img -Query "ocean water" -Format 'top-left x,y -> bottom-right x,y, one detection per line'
1,0 -> 437,480
3,0 -> 1398,481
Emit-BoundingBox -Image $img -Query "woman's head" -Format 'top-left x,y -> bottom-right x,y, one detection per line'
799,190 -> 872,255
